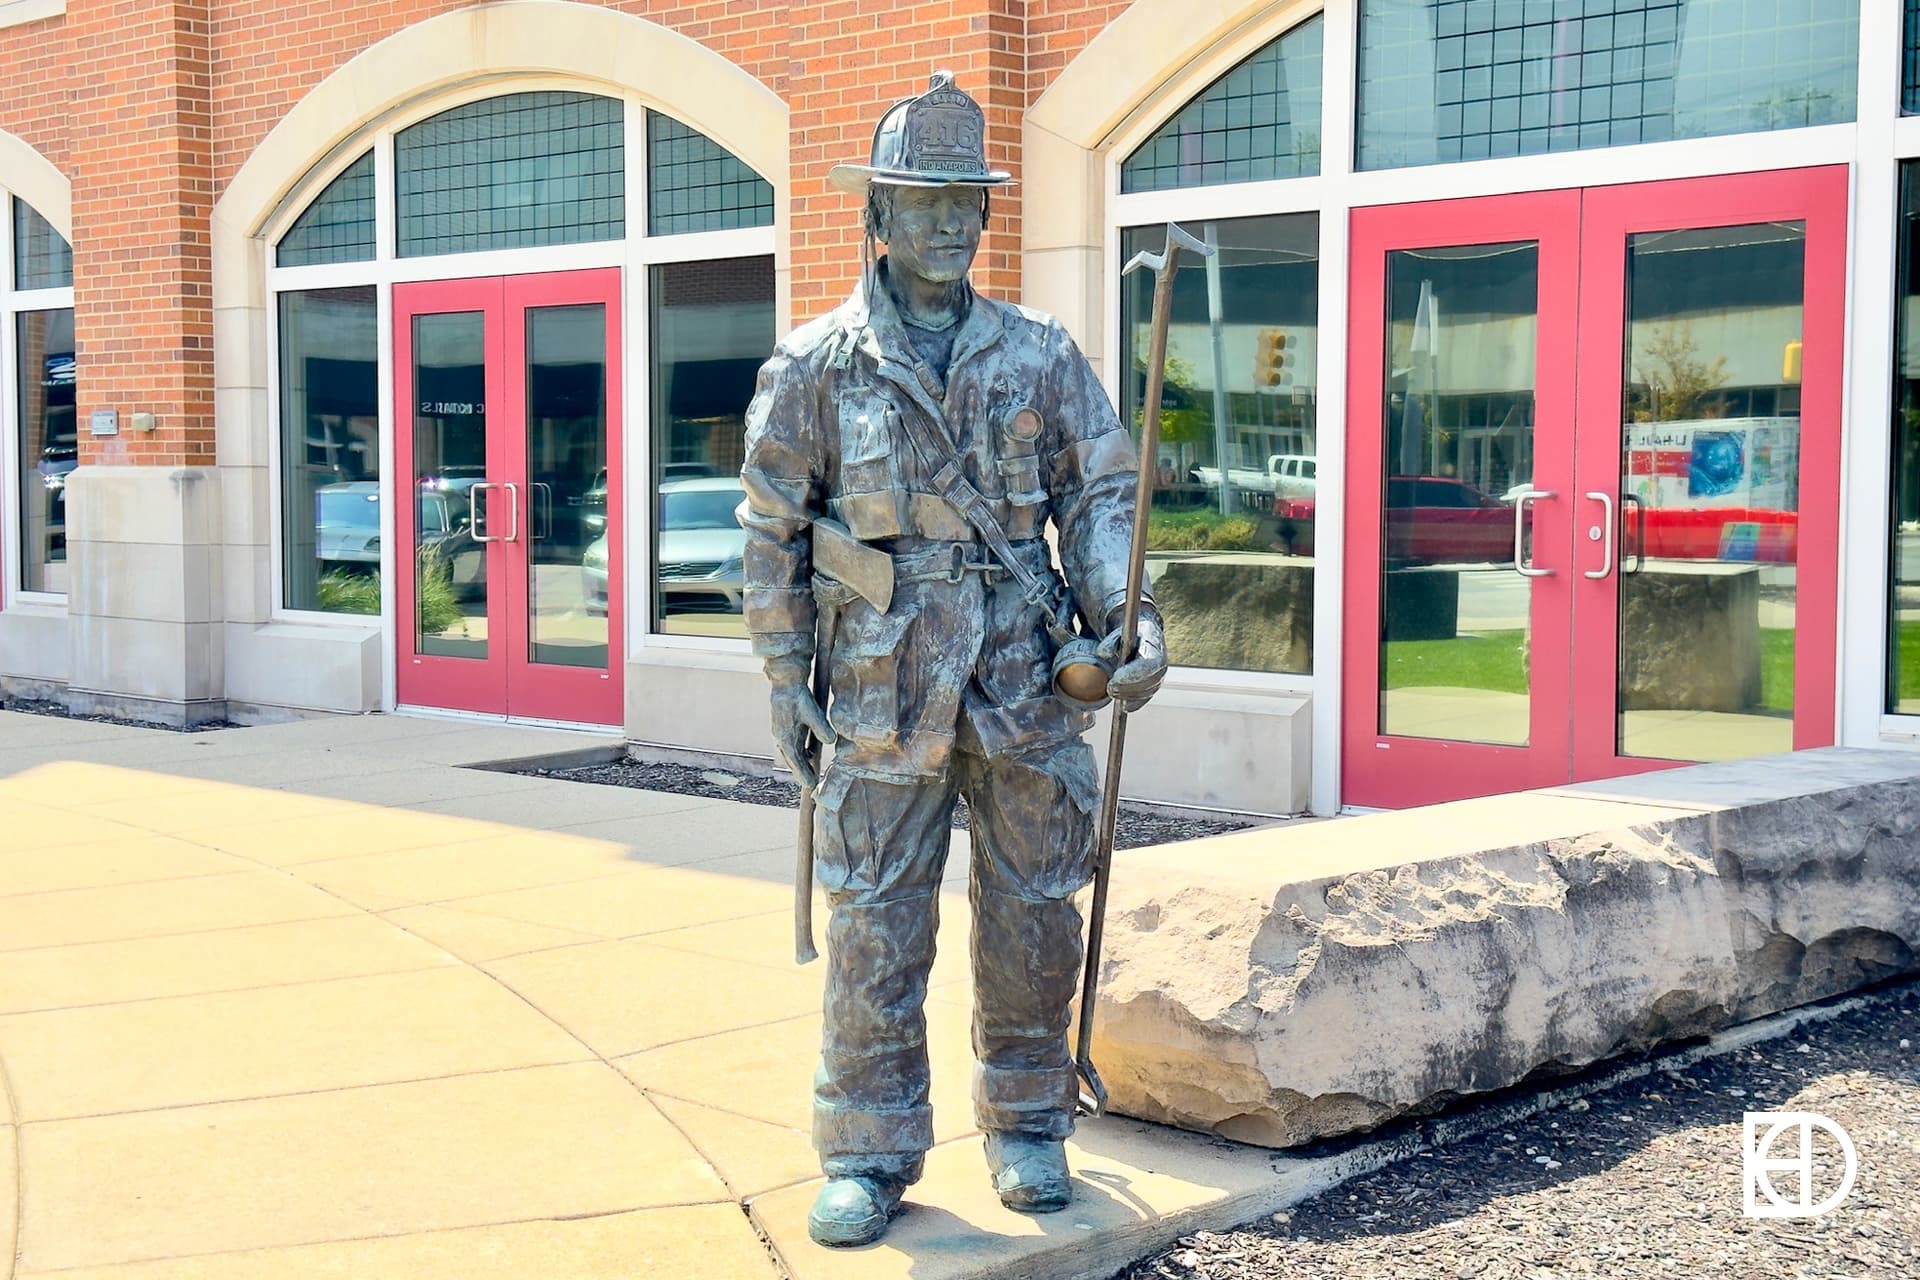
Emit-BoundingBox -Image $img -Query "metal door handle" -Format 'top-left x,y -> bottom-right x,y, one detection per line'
1583,491 -> 1615,580
1620,493 -> 1645,574
1513,488 -> 1554,577
470,482 -> 499,543
502,482 -> 521,543
530,482 -> 552,542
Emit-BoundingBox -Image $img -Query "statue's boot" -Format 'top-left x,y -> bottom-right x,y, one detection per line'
807,1175 -> 904,1247
983,1132 -> 1072,1213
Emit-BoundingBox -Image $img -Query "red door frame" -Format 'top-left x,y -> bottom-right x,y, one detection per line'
1569,166 -> 1844,780
1343,168 -> 1846,809
1343,189 -> 1583,809
395,275 -> 510,717
394,269 -> 623,725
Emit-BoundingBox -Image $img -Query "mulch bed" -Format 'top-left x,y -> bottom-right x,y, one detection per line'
0,696 -> 235,733
1113,978 -> 1920,1280
530,757 -> 1257,850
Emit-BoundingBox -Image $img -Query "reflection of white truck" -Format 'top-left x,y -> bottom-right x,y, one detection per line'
1190,453 -> 1317,498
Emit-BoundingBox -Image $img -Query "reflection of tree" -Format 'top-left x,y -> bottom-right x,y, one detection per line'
1134,351 -> 1211,447
1628,323 -> 1730,422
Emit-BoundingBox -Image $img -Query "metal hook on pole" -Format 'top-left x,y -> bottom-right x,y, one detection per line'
1074,221 -> 1213,1118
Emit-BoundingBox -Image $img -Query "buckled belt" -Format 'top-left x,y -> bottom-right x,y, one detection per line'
893,540 -> 1009,584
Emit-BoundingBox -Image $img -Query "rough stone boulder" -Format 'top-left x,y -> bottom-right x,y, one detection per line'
1088,749 -> 1920,1148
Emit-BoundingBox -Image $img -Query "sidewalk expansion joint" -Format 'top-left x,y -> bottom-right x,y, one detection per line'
9,1058 -> 603,1129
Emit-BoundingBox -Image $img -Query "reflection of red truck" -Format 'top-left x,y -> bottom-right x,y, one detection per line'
1278,479 -> 1798,564
1276,477 -> 1512,564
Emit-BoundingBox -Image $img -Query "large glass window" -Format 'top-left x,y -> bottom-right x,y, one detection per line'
1891,165 -> 1920,713
280,287 -> 379,614
1118,214 -> 1319,675
1120,15 -> 1324,192
17,308 -> 74,594
1357,0 -> 1859,171
650,256 -> 775,639
276,151 -> 375,268
396,91 -> 624,258
9,196 -> 73,598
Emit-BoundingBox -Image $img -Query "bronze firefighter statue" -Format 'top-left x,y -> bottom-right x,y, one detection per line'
737,70 -> 1167,1248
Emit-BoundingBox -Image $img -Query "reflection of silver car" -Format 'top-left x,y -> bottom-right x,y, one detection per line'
658,477 -> 746,613
316,481 -> 485,598
582,531 -> 609,616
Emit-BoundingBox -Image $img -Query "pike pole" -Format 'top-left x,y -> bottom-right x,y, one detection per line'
1075,222 -> 1212,1115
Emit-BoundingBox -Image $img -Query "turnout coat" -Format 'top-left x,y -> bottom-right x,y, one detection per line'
737,264 -> 1143,781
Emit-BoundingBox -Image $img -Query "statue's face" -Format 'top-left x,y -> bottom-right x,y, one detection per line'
879,185 -> 983,285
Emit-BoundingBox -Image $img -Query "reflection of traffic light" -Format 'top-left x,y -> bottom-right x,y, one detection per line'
1255,327 -> 1294,387
1782,339 -> 1803,384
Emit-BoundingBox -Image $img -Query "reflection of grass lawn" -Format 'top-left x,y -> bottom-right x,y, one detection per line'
1388,626 -> 1799,713
1385,629 -> 1528,694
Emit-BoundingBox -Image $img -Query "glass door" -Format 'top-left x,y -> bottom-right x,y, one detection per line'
1344,170 -> 1845,810
1570,168 -> 1844,780
394,270 -> 622,724
1343,190 -> 1581,808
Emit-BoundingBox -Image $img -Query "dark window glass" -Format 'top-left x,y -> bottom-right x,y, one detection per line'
1891,164 -> 1920,712
1120,15 -> 1324,192
1358,0 -> 1859,171
1908,0 -> 1920,114
13,198 -> 71,290
280,287 -> 380,614
276,151 -> 376,268
396,91 -> 624,258
648,113 -> 774,235
17,308 -> 74,593
1118,214 -> 1319,675
650,256 -> 775,637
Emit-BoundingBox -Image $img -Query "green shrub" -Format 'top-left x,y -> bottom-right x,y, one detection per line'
316,570 -> 380,615
1146,510 -> 1262,552
414,550 -> 465,635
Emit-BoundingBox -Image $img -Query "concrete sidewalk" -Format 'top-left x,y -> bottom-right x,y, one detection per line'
0,710 -> 1305,1280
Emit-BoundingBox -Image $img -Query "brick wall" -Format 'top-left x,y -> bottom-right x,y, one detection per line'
0,16 -> 72,175
68,0 -> 215,466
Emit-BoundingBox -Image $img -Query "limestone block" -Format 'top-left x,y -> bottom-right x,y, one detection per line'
1619,564 -> 1762,712
1089,749 -> 1920,1148
1152,556 -> 1312,673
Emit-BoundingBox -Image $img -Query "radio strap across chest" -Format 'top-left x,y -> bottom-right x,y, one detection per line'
886,378 -> 1076,642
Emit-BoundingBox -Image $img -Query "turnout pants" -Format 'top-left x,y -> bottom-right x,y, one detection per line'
809,738 -> 1101,1187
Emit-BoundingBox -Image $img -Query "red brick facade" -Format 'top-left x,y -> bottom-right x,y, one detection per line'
0,0 -> 1134,466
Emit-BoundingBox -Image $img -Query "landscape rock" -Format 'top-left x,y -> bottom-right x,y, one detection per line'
1088,749 -> 1920,1148
1152,556 -> 1312,672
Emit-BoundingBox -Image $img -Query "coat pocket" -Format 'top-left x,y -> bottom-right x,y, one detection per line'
833,400 -> 905,540
827,599 -> 911,744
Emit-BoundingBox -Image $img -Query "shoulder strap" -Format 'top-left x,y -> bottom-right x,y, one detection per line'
889,393 -> 1064,623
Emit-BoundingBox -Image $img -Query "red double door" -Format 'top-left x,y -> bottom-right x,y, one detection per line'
395,270 -> 623,725
1343,168 -> 1846,809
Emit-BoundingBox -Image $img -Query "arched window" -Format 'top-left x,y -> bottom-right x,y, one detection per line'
1121,15 -> 1324,193
5,195 -> 74,600
269,90 -> 775,666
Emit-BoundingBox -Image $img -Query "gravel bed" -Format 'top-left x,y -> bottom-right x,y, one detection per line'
0,696 -> 235,733
530,757 -> 1256,849
1113,978 -> 1920,1280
